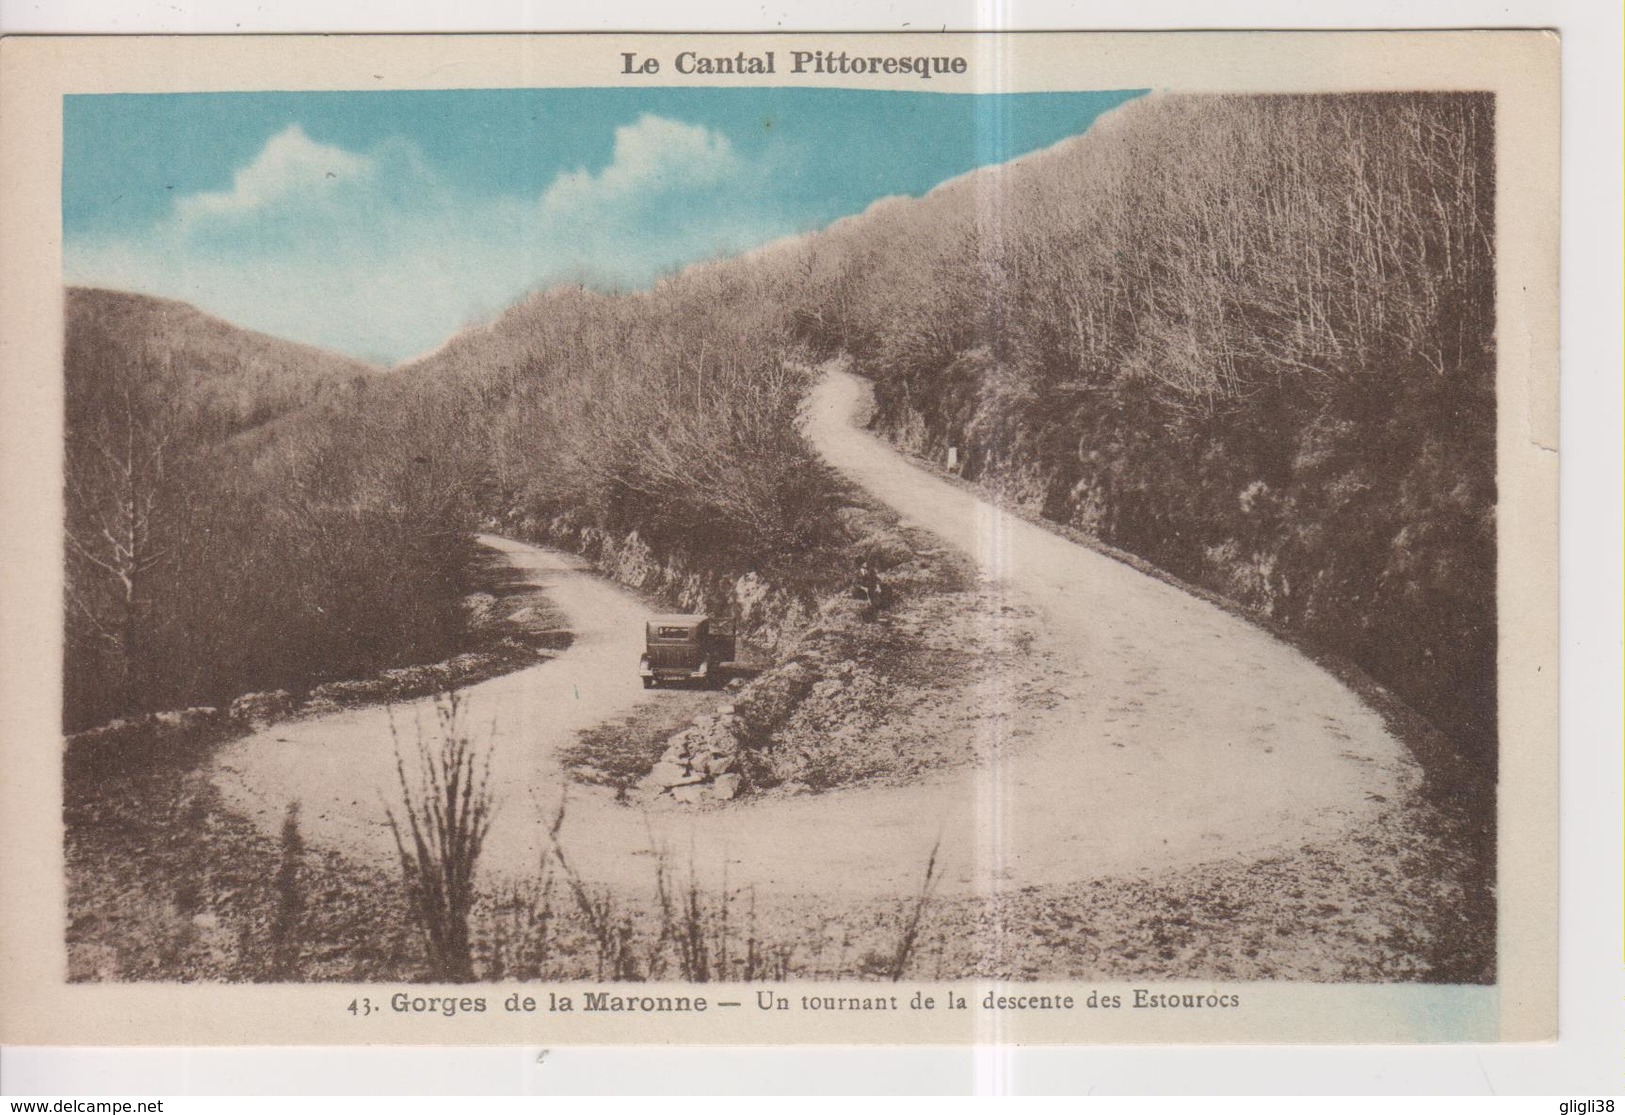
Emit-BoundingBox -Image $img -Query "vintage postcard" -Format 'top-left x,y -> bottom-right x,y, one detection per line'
0,31 -> 1557,1045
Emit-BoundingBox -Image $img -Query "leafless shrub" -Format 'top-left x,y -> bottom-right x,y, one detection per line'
529,798 -> 935,982
480,877 -> 557,982
542,797 -> 640,980
386,693 -> 495,982
888,835 -> 942,981
649,840 -> 731,982
266,800 -> 305,981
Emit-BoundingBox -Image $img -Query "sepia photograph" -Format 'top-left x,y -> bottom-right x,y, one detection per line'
0,31 -> 1559,1047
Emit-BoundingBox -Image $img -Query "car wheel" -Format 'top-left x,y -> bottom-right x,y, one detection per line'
643,677 -> 656,689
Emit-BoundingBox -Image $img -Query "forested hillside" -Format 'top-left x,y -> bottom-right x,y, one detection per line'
64,289 -> 478,729
788,92 -> 1498,768
398,92 -> 1497,770
395,267 -> 855,618
67,91 -> 1499,775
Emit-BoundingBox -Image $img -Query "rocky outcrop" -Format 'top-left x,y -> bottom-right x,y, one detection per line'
153,707 -> 222,733
64,706 -> 225,780
636,706 -> 747,805
634,594 -> 897,805
513,504 -> 939,806
516,514 -> 819,656
69,706 -> 221,750
228,690 -> 295,728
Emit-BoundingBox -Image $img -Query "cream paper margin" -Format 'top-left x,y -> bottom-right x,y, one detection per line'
0,31 -> 1558,1046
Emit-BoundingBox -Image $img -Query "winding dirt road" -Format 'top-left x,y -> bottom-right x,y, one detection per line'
212,367 -> 1418,900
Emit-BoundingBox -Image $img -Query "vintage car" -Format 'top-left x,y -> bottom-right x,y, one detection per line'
639,614 -> 737,689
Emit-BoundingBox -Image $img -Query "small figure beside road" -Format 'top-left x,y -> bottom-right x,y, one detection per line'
852,558 -> 886,614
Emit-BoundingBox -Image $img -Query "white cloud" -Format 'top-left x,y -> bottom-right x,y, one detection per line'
176,125 -> 372,221
539,114 -> 740,219
529,114 -> 780,292
66,115 -> 789,363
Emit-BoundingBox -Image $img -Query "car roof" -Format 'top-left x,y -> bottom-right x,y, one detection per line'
650,614 -> 706,626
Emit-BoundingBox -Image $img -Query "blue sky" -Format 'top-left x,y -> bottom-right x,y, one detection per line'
64,88 -> 1143,363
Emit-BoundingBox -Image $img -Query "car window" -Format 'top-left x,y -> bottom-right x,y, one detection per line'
655,626 -> 693,639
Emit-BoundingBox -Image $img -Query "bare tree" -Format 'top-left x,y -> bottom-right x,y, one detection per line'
65,357 -> 185,710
